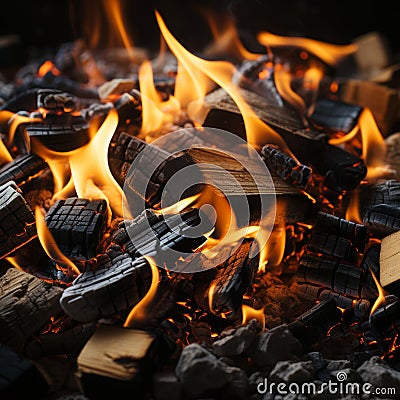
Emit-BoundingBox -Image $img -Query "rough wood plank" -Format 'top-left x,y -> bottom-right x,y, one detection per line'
380,230 -> 400,297
0,268 -> 63,352
0,181 -> 37,259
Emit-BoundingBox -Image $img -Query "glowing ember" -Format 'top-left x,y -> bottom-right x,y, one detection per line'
124,256 -> 160,328
242,304 -> 265,330
34,206 -> 80,276
38,60 -> 60,77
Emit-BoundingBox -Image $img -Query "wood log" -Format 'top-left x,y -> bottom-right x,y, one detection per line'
0,181 -> 37,259
77,325 -> 164,398
45,197 -> 109,260
363,204 -> 400,236
98,79 -> 136,101
385,133 -> 400,178
0,268 -> 63,352
0,154 -> 47,187
0,343 -> 49,399
190,87 -> 367,192
59,254 -> 151,322
308,232 -> 357,262
380,230 -> 400,297
310,99 -> 362,134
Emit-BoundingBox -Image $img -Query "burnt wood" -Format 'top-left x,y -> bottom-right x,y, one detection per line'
0,154 -> 47,187
363,204 -> 400,236
45,197 -> 108,260
308,232 -> 357,262
197,88 -> 367,192
59,254 -> 152,322
0,182 -> 37,259
0,268 -> 63,352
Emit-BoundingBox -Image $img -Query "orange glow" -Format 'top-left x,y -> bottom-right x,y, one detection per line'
370,269 -> 387,317
33,109 -> 124,216
242,304 -> 265,330
138,60 -> 180,134
0,140 -> 12,164
303,66 -> 323,91
345,190 -> 362,224
5,256 -> 23,270
258,31 -> 357,66
258,221 -> 286,273
38,60 -> 60,77
208,281 -> 217,313
34,206 -> 80,276
156,11 -> 292,153
274,64 -> 308,126
104,0 -> 136,61
124,256 -> 160,328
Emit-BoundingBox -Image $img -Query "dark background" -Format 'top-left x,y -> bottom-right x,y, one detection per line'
0,0 -> 398,64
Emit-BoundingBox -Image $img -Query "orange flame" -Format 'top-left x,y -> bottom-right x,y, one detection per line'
208,281 -> 217,314
124,256 -> 160,328
156,11 -> 291,152
242,304 -> 266,330
5,256 -> 23,270
258,31 -> 357,66
154,194 -> 201,215
38,60 -> 60,77
0,139 -> 12,164
34,206 -> 80,276
345,190 -> 362,224
258,221 -> 286,273
104,0 -> 135,61
370,269 -> 387,317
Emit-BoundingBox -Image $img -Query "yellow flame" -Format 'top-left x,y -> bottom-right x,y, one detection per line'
370,269 -> 387,316
155,194 -> 201,215
242,304 -> 265,330
208,281 -> 217,313
34,206 -> 80,276
124,256 -> 160,328
156,11 -> 291,152
258,31 -> 357,66
104,0 -> 136,61
258,221 -> 286,273
5,256 -> 23,270
345,190 -> 362,224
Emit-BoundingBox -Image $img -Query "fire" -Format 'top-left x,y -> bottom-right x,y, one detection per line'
208,281 -> 217,314
104,0 -> 136,61
258,221 -> 286,273
156,11 -> 292,153
154,194 -> 201,215
34,206 -> 80,276
33,109 -> 124,216
0,139 -> 12,165
241,304 -> 266,330
124,256 -> 160,328
38,60 -> 60,77
274,63 -> 308,126
138,60 -> 180,135
345,190 -> 362,224
257,31 -> 357,66
369,269 -> 387,317
5,256 -> 23,271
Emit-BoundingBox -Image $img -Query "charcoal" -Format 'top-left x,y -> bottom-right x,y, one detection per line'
261,145 -> 312,189
296,283 -> 322,302
0,344 -> 48,398
153,371 -> 182,400
59,254 -> 152,322
357,356 -> 400,388
0,154 -> 47,187
269,360 -> 316,383
26,113 -> 89,152
360,242 -> 381,300
114,90 -> 142,135
298,254 -> 363,297
313,211 -> 368,252
363,203 -> 400,235
45,198 -> 108,260
308,232 -> 357,262
311,99 -> 362,133
0,181 -> 37,259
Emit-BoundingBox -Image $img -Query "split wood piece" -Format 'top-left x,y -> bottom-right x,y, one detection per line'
0,343 -> 49,399
363,204 -> 400,236
77,325 -> 163,398
45,197 -> 108,260
191,87 -> 367,192
339,79 -> 399,136
114,90 -> 142,135
111,208 -> 207,261
98,79 -> 136,101
0,153 -> 47,187
167,146 -> 315,224
310,99 -> 362,134
288,299 -> 342,347
26,113 -> 89,152
385,133 -> 400,177
0,268 -> 63,352
297,254 -> 363,298
25,323 -> 96,359
380,230 -> 400,297
59,254 -> 151,322
0,181 -> 37,259
0,88 -> 78,113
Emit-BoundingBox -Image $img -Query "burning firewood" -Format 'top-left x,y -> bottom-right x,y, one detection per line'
45,197 -> 109,260
363,203 -> 400,236
77,325 -> 168,398
0,153 -> 47,187
0,268 -> 63,352
0,181 -> 37,259
380,230 -> 400,297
